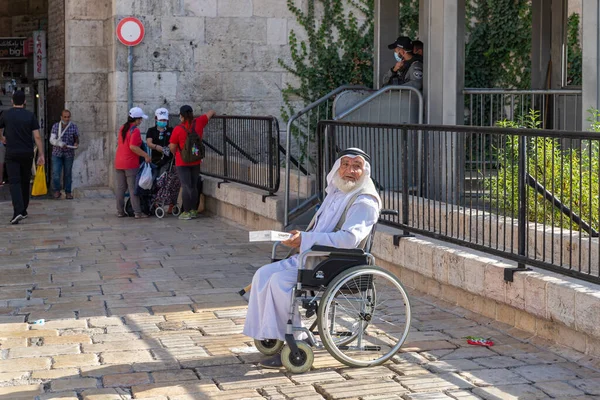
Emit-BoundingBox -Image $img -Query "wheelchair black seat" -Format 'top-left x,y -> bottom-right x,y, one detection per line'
299,254 -> 369,288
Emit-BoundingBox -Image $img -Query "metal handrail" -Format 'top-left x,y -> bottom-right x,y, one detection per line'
284,84 -> 370,226
335,85 -> 424,123
463,88 -> 582,94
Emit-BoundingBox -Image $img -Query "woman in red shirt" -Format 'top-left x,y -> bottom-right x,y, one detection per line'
115,107 -> 152,218
169,105 -> 216,220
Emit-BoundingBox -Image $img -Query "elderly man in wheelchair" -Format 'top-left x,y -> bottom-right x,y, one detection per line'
243,148 -> 412,373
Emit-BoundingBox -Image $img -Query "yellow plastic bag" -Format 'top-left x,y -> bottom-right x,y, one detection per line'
31,165 -> 48,196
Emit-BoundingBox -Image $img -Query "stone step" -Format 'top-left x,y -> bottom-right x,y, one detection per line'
73,186 -> 114,199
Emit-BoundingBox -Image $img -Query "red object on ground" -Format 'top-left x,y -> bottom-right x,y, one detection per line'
467,338 -> 494,347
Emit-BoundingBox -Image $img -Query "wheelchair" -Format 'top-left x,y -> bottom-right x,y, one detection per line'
254,210 -> 412,373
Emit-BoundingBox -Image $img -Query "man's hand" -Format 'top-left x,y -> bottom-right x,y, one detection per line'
37,155 -> 45,166
156,145 -> 163,153
282,230 -> 302,249
393,61 -> 404,72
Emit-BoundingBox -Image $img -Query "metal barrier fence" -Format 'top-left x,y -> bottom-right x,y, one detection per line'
318,120 -> 600,284
200,116 -> 281,196
284,85 -> 423,226
464,89 -> 582,130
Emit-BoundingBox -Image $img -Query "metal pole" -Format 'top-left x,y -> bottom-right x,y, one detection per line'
517,135 -> 527,269
128,46 -> 133,110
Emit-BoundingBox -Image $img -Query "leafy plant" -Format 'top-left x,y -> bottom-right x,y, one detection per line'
486,110 -> 600,232
279,0 -> 374,167
566,13 -> 582,86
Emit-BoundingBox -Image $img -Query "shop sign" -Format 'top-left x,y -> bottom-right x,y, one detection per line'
0,37 -> 26,59
33,31 -> 47,79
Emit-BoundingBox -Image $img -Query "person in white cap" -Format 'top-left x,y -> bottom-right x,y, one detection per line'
146,108 -> 173,177
243,148 -> 382,368
114,107 -> 151,219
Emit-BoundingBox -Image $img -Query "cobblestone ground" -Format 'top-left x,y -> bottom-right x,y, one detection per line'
1,198 -> 600,400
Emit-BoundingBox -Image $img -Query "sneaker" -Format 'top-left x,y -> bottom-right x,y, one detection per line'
66,193 -> 73,200
53,191 -> 61,199
178,211 -> 192,220
10,214 -> 24,225
22,211 -> 28,220
189,210 -> 198,219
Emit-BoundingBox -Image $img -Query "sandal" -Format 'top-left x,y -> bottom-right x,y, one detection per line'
135,213 -> 149,219
66,193 -> 73,200
53,192 -> 61,199
117,212 -> 126,218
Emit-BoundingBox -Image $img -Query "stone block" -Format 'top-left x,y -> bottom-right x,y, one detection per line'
221,72 -> 281,101
472,384 -> 549,400
460,368 -> 530,386
514,309 -> 536,333
575,289 -> 600,338
505,271 -> 526,310
51,377 -> 98,391
267,18 -> 288,45
9,344 -> 80,358
67,20 -> 104,47
66,0 -> 110,19
176,72 -> 223,102
217,0 -> 253,17
65,73 -> 108,102
114,0 -> 181,15
253,0 -> 294,18
67,47 -> 108,73
463,257 -> 485,295
53,354 -> 99,369
547,280 -> 577,328
417,245 -> 434,278
0,384 -> 43,398
103,372 -> 151,387
205,18 -> 267,45
149,42 -> 194,72
101,350 -> 154,364
132,72 -> 178,102
0,357 -> 51,372
161,17 -> 205,43
523,273 -> 548,318
184,0 -> 217,17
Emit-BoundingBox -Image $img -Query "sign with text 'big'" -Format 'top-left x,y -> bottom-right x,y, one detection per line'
116,17 -> 145,47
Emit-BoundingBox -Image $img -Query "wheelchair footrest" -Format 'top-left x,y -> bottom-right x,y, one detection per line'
301,299 -> 318,318
337,345 -> 381,351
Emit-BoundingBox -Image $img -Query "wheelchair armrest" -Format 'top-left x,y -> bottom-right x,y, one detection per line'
310,245 -> 365,256
380,209 -> 399,217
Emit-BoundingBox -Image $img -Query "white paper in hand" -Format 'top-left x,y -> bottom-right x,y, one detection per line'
249,230 -> 292,242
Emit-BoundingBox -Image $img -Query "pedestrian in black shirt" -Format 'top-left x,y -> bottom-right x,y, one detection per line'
0,91 -> 45,224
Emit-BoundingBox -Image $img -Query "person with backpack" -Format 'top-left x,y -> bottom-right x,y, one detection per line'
115,107 -> 152,219
169,105 -> 216,220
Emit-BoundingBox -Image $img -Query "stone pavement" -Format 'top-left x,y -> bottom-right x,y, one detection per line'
1,198 -> 600,400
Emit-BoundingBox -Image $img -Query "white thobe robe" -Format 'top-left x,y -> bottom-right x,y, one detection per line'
242,191 -> 380,341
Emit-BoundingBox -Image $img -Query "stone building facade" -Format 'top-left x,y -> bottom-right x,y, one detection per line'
3,0 -> 313,188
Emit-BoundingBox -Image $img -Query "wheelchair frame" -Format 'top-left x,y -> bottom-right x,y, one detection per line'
258,210 -> 412,373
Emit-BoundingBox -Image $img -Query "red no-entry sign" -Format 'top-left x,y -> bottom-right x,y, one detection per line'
116,17 -> 145,46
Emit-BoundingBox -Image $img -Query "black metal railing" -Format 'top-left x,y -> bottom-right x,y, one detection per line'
200,116 -> 280,196
318,120 -> 600,284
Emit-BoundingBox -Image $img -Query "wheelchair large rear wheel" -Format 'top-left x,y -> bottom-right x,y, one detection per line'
317,265 -> 411,368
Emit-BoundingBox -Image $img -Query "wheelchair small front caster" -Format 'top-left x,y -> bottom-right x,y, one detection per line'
254,339 -> 284,356
281,342 -> 313,373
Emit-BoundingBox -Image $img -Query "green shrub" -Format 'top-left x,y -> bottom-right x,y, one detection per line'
486,110 -> 600,233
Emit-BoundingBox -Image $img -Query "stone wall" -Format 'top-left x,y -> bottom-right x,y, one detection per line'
47,0 -> 66,126
64,0 -> 112,187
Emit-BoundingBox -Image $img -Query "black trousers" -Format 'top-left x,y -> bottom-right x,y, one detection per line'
5,153 -> 34,218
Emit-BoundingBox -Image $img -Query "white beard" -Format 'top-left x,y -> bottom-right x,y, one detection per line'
333,173 -> 366,193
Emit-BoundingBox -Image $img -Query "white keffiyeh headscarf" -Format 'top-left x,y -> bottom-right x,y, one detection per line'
310,148 -> 382,233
